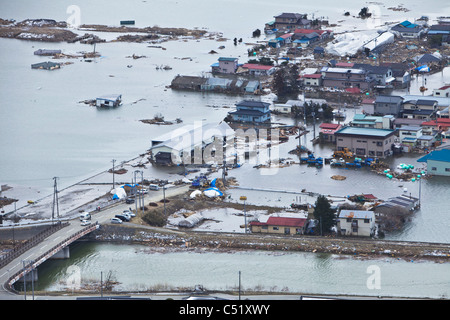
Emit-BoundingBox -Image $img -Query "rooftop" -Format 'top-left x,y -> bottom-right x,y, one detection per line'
417,148 -> 450,163
236,100 -> 270,108
242,63 -> 273,70
335,127 -> 396,138
338,210 -> 374,219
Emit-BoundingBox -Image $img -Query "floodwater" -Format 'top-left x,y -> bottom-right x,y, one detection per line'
27,242 -> 450,299
2,0 -> 450,297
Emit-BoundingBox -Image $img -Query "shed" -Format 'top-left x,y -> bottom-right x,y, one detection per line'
31,61 -> 61,70
96,94 -> 122,107
34,49 -> 62,56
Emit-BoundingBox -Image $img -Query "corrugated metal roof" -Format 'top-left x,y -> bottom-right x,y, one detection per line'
339,210 -> 374,219
417,148 -> 450,163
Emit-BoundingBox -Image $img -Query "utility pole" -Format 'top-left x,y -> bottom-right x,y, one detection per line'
52,177 -> 59,224
163,184 -> 167,216
238,271 -> 241,300
111,159 -> 116,189
240,196 -> 247,233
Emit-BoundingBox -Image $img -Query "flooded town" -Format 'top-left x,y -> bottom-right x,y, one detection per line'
1,1 -> 450,302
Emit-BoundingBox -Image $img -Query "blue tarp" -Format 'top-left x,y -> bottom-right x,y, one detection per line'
204,187 -> 223,196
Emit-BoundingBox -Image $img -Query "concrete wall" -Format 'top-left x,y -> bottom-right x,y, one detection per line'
336,135 -> 394,157
427,159 -> 450,176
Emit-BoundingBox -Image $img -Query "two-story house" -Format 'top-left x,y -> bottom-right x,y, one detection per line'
228,100 -> 271,123
321,67 -> 373,90
374,95 -> 404,116
273,13 -> 311,31
212,57 -> 239,74
337,210 -> 375,237
402,99 -> 438,121
334,126 -> 397,158
353,64 -> 395,88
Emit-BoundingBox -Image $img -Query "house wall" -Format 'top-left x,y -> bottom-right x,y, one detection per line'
374,102 -> 402,116
251,224 -> 304,235
335,135 -> 394,157
231,113 -> 270,123
303,77 -> 321,86
427,159 -> 450,176
218,60 -> 237,74
338,217 -> 374,237
361,103 -> 375,115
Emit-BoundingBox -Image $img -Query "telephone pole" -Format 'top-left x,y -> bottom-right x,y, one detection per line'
111,159 -> 116,189
52,177 -> 59,224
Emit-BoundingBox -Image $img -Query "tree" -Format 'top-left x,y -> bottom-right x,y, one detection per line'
271,64 -> 300,96
313,195 -> 336,235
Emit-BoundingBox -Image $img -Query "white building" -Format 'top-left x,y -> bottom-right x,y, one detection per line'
96,94 -> 122,107
150,122 -> 235,165
337,210 -> 375,237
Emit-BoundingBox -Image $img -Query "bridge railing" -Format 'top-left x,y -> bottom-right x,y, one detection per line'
5,223 -> 98,294
0,222 -> 69,269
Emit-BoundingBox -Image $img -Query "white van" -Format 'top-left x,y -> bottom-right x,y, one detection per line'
80,212 -> 91,221
149,184 -> 160,191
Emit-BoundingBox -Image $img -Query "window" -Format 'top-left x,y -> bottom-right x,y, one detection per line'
376,141 -> 383,146
272,226 -> 279,231
364,219 -> 370,223
445,168 -> 450,172
262,225 -> 268,229
356,148 -> 365,155
352,228 -> 358,233
431,167 -> 437,171
346,218 -> 352,222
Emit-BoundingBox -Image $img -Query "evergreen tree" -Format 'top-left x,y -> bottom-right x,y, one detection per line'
313,195 -> 336,235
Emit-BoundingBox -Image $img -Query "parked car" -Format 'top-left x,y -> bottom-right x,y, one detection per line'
125,197 -> 134,204
115,214 -> 130,222
122,212 -> 132,220
80,219 -> 91,226
110,217 -> 123,224
123,210 -> 135,217
138,188 -> 148,194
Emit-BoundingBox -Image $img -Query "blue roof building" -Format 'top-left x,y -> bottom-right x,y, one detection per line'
417,148 -> 450,176
228,100 -> 271,123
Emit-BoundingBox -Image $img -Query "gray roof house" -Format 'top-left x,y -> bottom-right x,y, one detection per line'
31,61 -> 61,70
374,95 -> 404,116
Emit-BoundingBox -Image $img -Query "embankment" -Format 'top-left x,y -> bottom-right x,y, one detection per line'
90,224 -> 450,263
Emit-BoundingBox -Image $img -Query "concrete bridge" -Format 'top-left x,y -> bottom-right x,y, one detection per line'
0,184 -> 190,299
0,221 -> 99,299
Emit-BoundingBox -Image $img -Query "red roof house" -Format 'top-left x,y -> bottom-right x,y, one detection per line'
319,123 -> 342,142
249,216 -> 307,235
240,63 -> 276,76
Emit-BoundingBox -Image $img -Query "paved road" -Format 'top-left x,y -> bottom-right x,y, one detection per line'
0,185 -> 190,299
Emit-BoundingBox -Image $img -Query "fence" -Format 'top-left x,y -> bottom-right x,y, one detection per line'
4,223 -> 98,294
0,222 -> 69,269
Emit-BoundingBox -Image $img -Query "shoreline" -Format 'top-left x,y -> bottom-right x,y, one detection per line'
89,224 -> 450,263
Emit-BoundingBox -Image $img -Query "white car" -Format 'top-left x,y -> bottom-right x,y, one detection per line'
81,219 -> 91,226
123,210 -> 135,217
110,217 -> 123,224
